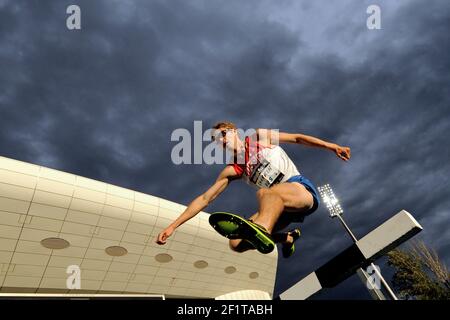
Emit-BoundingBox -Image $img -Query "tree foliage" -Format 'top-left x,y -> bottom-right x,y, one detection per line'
387,240 -> 450,300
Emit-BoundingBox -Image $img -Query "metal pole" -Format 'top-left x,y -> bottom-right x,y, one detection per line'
336,214 -> 398,300
336,215 -> 358,242
370,262 -> 398,300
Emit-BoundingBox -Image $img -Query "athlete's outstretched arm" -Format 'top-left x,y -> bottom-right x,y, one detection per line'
257,128 -> 351,161
156,165 -> 240,245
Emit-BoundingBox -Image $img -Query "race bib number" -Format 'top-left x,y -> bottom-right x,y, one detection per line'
249,159 -> 284,188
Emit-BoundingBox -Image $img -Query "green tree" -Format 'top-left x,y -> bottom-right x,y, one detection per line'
387,240 -> 450,300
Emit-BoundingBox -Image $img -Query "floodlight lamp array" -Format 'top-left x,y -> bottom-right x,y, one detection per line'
318,184 -> 343,217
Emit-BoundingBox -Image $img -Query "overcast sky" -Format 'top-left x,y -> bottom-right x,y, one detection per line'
1,0 -> 449,299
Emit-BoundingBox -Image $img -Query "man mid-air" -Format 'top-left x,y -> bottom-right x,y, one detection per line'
157,122 -> 351,257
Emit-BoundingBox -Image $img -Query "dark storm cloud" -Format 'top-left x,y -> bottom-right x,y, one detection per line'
1,0 -> 449,299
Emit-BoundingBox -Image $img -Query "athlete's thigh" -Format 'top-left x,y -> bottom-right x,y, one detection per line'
269,182 -> 313,211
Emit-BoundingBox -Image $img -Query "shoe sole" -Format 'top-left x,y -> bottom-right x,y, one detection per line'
209,212 -> 275,254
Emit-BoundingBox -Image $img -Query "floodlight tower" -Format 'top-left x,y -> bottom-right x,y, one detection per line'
318,184 -> 398,300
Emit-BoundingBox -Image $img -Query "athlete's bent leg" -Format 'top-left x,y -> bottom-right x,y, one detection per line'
253,182 -> 313,232
229,182 -> 314,252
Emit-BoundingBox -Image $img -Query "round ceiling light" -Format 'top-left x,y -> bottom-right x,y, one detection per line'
194,260 -> 208,269
155,253 -> 173,263
249,272 -> 259,279
40,238 -> 70,250
105,246 -> 128,257
224,266 -> 237,274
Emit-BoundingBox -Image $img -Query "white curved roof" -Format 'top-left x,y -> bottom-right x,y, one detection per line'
0,156 -> 277,298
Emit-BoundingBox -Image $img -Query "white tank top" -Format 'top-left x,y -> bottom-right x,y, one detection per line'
231,135 -> 300,189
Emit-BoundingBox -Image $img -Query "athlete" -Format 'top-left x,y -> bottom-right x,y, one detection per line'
156,122 -> 351,257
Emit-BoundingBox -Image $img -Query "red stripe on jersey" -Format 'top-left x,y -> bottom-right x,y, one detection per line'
230,163 -> 244,176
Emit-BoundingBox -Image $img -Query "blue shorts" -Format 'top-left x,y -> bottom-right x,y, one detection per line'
286,175 -> 320,215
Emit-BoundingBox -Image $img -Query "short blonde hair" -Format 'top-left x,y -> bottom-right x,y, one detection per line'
212,121 -> 237,130
211,121 -> 237,141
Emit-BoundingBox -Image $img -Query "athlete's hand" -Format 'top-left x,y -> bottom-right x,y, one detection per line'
156,226 -> 175,245
335,145 -> 351,161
